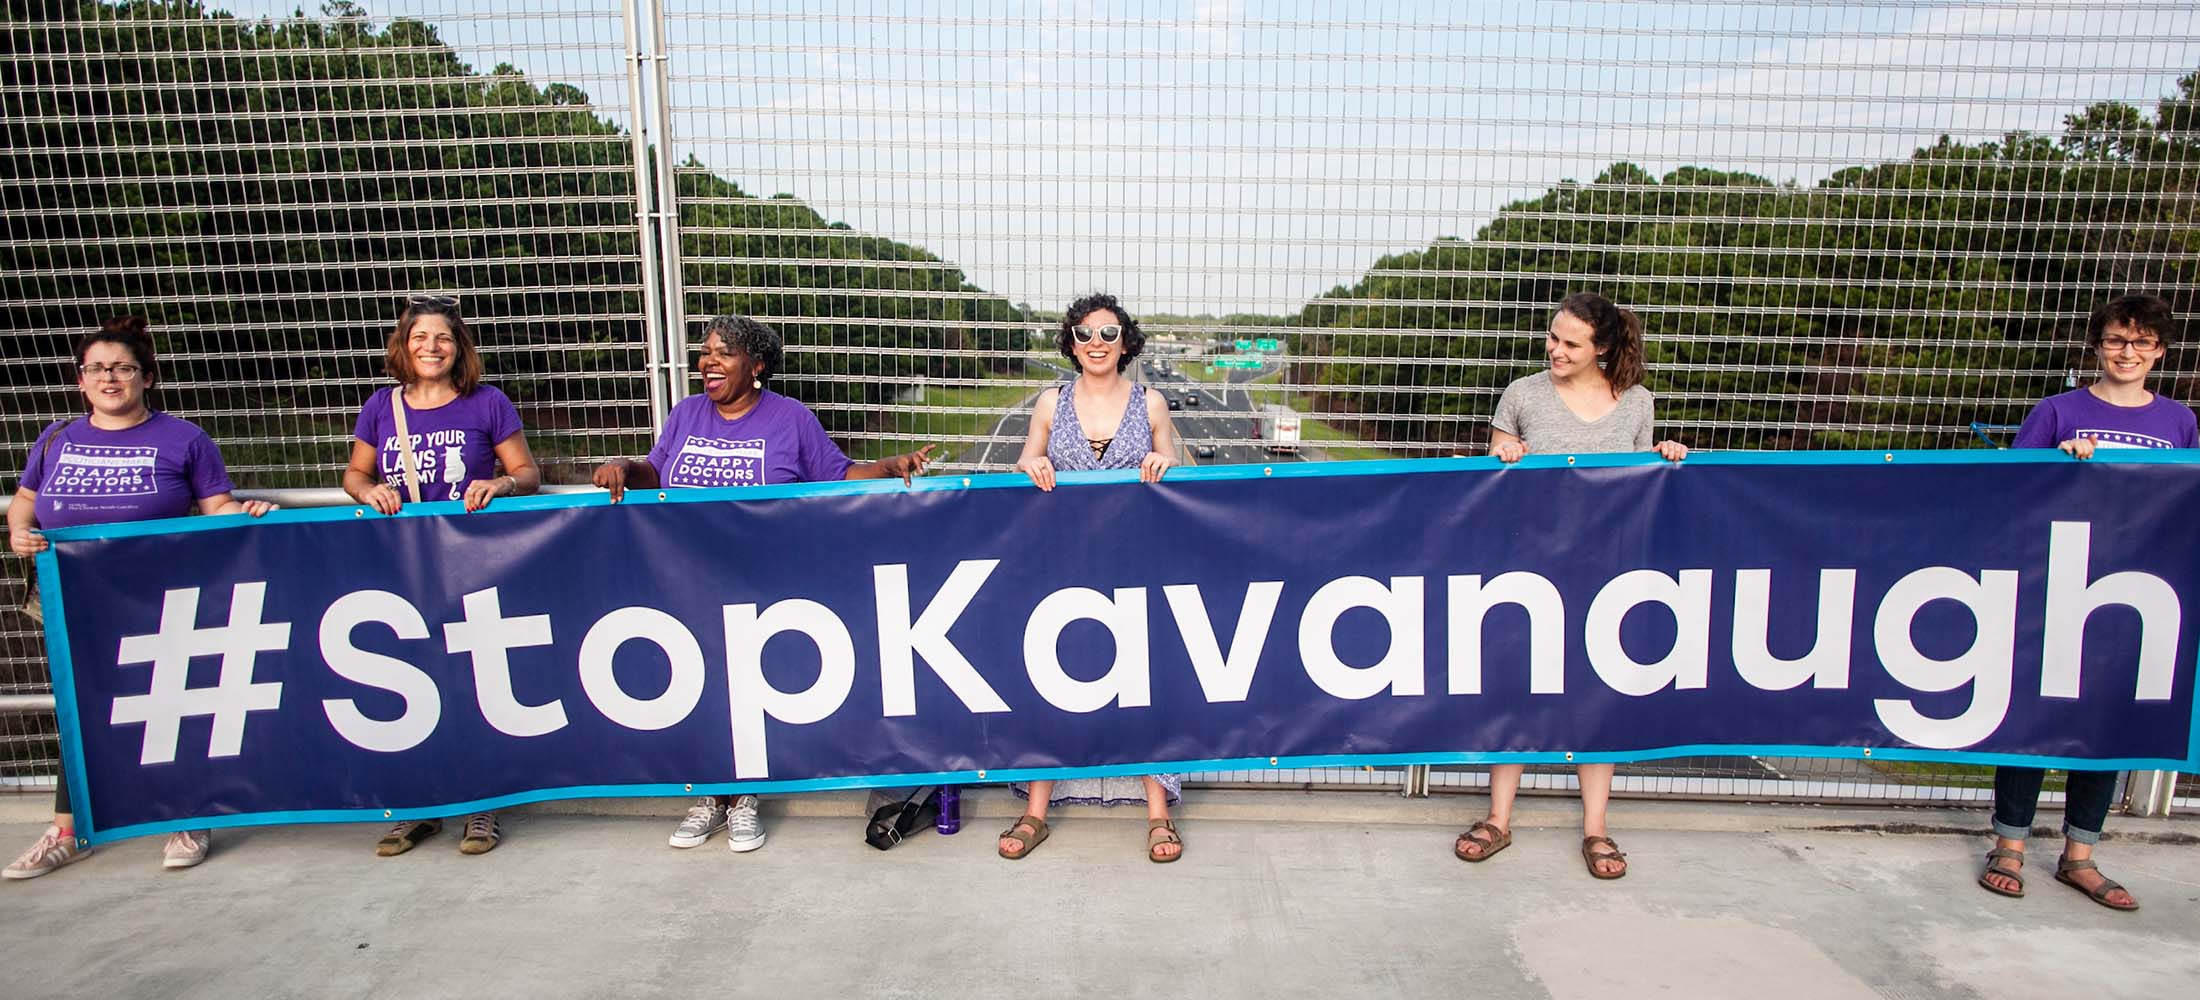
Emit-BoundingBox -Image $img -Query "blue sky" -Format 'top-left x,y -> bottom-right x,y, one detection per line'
213,1 -> 2200,314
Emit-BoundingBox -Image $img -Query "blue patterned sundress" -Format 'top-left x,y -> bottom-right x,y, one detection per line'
1015,379 -> 1182,807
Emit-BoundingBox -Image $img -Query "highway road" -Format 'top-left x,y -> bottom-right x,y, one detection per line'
956,358 -> 1304,473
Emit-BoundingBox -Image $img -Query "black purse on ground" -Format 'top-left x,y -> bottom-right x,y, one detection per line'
863,786 -> 940,850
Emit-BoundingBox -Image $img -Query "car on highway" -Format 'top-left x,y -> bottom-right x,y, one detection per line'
1184,393 -> 1200,406
1193,442 -> 1217,459
1165,393 -> 1182,410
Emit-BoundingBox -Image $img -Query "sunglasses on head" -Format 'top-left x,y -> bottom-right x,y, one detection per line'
407,292 -> 461,308
1071,324 -> 1123,344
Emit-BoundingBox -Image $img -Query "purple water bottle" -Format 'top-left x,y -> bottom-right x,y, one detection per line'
936,785 -> 961,835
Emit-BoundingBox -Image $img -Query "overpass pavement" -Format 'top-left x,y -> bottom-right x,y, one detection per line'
3,789 -> 2197,999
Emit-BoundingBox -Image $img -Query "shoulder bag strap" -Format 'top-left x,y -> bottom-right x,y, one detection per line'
389,389 -> 423,505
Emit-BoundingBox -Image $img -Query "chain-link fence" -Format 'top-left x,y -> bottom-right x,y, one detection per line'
7,0 -> 2199,804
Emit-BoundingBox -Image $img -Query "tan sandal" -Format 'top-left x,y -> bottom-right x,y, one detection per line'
1582,835 -> 1627,880
997,815 -> 1049,860
1148,819 -> 1183,864
2054,855 -> 2137,911
1454,821 -> 1511,862
1977,846 -> 2025,898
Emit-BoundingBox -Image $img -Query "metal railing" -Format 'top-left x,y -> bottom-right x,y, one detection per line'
6,0 -> 2199,809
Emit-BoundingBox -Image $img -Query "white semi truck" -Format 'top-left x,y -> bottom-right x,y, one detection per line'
1259,404 -> 1301,454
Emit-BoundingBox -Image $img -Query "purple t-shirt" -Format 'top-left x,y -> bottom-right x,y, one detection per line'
18,412 -> 236,530
646,390 -> 853,488
2012,388 -> 2199,451
354,385 -> 523,503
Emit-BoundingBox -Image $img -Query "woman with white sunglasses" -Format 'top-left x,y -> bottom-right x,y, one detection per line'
1003,292 -> 1184,863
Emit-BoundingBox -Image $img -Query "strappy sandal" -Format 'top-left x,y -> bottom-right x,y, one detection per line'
1148,819 -> 1183,864
458,813 -> 501,855
997,815 -> 1049,860
375,819 -> 441,857
2054,855 -> 2138,911
1977,846 -> 2025,898
1581,835 -> 1628,880
1454,821 -> 1511,862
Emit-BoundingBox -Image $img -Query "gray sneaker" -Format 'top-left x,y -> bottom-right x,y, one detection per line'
726,794 -> 766,853
669,796 -> 727,848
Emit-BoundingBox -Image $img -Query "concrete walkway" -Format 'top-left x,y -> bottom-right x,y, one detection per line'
2,789 -> 2196,999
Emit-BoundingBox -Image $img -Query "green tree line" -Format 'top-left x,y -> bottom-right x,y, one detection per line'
1,0 -> 1023,484
1294,71 -> 2200,452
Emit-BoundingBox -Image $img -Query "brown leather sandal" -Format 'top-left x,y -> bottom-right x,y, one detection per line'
1454,821 -> 1511,862
1581,835 -> 1628,880
1148,819 -> 1183,864
1977,846 -> 2025,898
997,815 -> 1049,860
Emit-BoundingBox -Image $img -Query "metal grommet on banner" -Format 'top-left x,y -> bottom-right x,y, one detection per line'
1263,467 -> 1273,476
1862,748 -> 1873,757
657,491 -> 668,501
383,809 -> 392,818
1268,757 -> 1279,766
1883,453 -> 1894,463
1567,456 -> 1577,466
1564,752 -> 1575,762
976,769 -> 987,780
961,477 -> 971,487
354,509 -> 364,518
684,783 -> 693,792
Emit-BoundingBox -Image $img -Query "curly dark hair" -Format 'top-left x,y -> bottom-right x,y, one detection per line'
2087,293 -> 2175,347
701,314 -> 784,383
1055,292 -> 1144,372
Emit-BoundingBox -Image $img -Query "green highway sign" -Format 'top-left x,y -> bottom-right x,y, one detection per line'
1233,339 -> 1254,351
1254,338 -> 1280,351
1216,357 -> 1262,369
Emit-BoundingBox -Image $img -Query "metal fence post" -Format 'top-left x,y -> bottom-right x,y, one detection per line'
623,0 -> 669,433
2126,770 -> 2178,818
648,0 -> 690,405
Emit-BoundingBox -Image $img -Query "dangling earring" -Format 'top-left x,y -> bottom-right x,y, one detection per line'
752,378 -> 762,390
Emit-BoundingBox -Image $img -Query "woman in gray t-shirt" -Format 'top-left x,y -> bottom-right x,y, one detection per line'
1453,292 -> 1685,881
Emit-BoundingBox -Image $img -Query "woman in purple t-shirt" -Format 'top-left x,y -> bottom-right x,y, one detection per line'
5,317 -> 275,880
342,295 -> 540,858
593,314 -> 933,854
1976,294 -> 2194,912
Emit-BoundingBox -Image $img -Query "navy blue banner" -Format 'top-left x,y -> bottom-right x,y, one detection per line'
39,451 -> 2200,842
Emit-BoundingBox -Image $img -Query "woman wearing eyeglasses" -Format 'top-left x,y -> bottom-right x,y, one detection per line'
1974,293 -> 2194,912
343,294 -> 540,858
5,316 -> 276,880
592,313 -> 933,855
1000,292 -> 1185,863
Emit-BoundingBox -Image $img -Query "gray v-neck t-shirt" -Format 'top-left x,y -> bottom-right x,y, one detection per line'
1490,371 -> 1655,454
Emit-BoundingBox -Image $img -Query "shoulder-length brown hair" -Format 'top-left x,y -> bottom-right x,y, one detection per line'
384,300 -> 483,395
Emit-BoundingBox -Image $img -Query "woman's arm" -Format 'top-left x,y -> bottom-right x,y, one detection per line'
1140,388 -> 1177,483
8,488 -> 43,556
845,444 -> 936,485
591,457 -> 660,502
1014,387 -> 1060,491
1490,428 -> 1528,463
198,493 -> 274,518
344,439 -> 405,515
463,432 -> 543,511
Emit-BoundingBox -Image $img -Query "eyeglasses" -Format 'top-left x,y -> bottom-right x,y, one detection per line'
2100,335 -> 2163,353
407,292 -> 461,307
78,363 -> 143,380
1071,324 -> 1124,344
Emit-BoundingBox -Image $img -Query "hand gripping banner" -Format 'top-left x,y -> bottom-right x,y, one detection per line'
36,452 -> 2200,842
